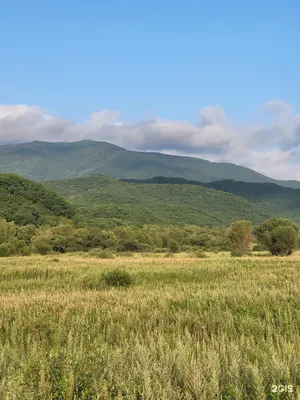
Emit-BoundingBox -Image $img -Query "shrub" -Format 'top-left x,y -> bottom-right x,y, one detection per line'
0,242 -> 16,257
89,249 -> 115,259
192,250 -> 207,258
81,275 -> 103,290
230,251 -> 243,257
252,243 -> 268,252
102,268 -> 134,287
33,240 -> 52,255
154,248 -> 165,253
168,239 -> 179,253
256,218 -> 299,256
20,246 -> 32,256
227,220 -> 253,256
269,226 -> 298,256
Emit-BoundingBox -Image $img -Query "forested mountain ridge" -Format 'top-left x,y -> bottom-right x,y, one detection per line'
122,176 -> 300,224
0,140 -> 299,188
46,174 -> 272,227
0,173 -> 75,225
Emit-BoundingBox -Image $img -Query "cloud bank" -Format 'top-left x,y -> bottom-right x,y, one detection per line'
0,101 -> 300,180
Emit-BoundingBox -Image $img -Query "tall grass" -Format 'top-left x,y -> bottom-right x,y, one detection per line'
0,253 -> 299,399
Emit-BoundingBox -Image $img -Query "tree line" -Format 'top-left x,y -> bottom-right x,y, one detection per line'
0,217 -> 298,257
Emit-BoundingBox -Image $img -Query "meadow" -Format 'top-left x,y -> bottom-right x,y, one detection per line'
0,253 -> 299,399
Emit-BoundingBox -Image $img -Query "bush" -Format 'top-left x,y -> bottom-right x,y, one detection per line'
269,226 -> 298,256
252,243 -> 267,252
33,240 -> 52,255
20,246 -> 32,256
0,242 -> 16,257
230,251 -> 243,257
192,250 -> 207,258
227,220 -> 253,256
102,268 -> 134,287
154,248 -> 165,253
89,249 -> 115,259
168,239 -> 179,253
81,275 -> 103,290
256,218 -> 299,256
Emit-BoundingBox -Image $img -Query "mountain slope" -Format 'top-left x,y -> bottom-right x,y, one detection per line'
0,173 -> 75,225
0,140 -> 299,188
204,180 -> 300,225
122,176 -> 300,225
46,175 -> 272,227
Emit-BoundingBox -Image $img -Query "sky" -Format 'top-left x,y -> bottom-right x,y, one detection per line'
0,0 -> 300,180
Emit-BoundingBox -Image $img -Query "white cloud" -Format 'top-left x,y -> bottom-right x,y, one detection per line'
262,100 -> 294,116
0,101 -> 299,180
198,105 -> 230,127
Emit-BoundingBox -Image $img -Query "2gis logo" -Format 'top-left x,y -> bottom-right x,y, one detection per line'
271,384 -> 294,393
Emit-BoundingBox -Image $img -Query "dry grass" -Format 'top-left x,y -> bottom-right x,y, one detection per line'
0,253 -> 299,399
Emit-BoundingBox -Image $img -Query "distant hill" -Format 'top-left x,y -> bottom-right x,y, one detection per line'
122,176 -> 300,225
46,175 -> 272,227
0,173 -> 75,225
0,140 -> 299,188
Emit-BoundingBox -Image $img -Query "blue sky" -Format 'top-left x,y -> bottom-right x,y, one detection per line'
1,0 -> 299,122
1,0 -> 300,179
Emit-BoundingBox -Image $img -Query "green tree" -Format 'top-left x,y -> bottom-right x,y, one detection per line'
227,220 -> 253,256
32,229 -> 53,255
168,239 -> 180,253
0,242 -> 16,257
0,219 -> 17,244
256,218 -> 299,256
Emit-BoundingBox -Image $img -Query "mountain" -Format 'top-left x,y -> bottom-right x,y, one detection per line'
0,140 -> 299,188
46,175 -> 272,227
0,173 -> 75,226
121,176 -> 300,225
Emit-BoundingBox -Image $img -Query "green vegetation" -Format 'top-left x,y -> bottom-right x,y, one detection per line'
46,175 -> 272,227
123,176 -> 300,224
191,249 -> 208,258
1,140 -> 300,188
201,179 -> 300,225
0,170 -> 298,397
102,268 -> 135,287
168,238 -> 180,253
0,173 -> 296,260
0,215 -> 299,260
256,217 -> 299,256
227,220 -> 253,256
0,173 -> 299,260
0,173 -> 75,226
0,218 -> 231,256
0,253 -> 299,398
1,149 -> 300,398
89,248 -> 116,259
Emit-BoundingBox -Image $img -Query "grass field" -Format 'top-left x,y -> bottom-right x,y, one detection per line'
0,253 -> 299,399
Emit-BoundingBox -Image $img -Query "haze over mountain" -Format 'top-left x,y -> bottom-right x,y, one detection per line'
0,140 -> 300,189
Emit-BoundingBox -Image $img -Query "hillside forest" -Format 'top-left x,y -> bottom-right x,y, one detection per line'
0,172 -> 299,258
